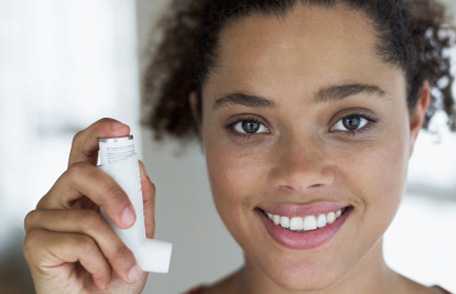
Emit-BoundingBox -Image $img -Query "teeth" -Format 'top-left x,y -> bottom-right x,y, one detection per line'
273,214 -> 280,225
280,216 -> 290,229
336,209 -> 342,217
264,208 -> 346,232
303,215 -> 317,231
290,217 -> 304,231
317,214 -> 327,228
327,212 -> 336,224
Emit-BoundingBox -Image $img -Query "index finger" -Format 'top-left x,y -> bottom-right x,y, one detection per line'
68,117 -> 130,167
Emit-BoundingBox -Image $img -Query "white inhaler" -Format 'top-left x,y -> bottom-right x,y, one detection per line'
97,135 -> 172,273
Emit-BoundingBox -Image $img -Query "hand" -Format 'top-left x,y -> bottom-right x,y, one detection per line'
23,118 -> 157,294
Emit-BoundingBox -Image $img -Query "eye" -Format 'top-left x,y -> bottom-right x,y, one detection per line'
330,114 -> 375,134
228,118 -> 269,136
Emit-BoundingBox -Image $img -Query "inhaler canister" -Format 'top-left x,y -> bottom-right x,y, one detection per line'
97,135 -> 172,273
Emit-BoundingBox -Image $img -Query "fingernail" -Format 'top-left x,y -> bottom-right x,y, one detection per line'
94,277 -> 107,290
121,206 -> 136,227
128,265 -> 143,283
138,161 -> 151,181
112,122 -> 128,131
98,280 -> 108,290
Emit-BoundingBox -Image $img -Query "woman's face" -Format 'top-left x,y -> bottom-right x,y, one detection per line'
196,3 -> 425,291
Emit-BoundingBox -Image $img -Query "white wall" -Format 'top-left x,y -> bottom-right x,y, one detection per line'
0,0 -> 142,292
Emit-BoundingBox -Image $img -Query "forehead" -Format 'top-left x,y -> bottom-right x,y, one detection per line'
204,3 -> 405,100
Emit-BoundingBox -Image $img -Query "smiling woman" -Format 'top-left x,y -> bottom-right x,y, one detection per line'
141,1 -> 455,294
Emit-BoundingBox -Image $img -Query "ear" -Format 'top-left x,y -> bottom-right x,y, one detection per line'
408,80 -> 431,158
189,91 -> 199,123
189,91 -> 204,152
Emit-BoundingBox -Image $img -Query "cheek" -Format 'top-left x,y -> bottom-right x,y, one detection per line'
206,144 -> 264,199
203,120 -> 268,204
204,138 -> 268,243
338,130 -> 410,240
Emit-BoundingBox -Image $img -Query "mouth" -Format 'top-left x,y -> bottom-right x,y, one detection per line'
255,205 -> 353,250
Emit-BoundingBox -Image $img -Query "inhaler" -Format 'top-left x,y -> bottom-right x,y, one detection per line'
97,135 -> 172,273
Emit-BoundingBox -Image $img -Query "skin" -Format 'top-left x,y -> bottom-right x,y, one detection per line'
190,3 -> 434,294
22,2 -> 437,294
23,118 -> 155,293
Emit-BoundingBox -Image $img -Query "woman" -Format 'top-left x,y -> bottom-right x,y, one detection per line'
23,0 -> 455,293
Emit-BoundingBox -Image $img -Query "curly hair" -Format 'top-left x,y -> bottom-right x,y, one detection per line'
140,0 -> 456,143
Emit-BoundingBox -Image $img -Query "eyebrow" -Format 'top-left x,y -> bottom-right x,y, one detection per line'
315,83 -> 387,103
212,83 -> 387,110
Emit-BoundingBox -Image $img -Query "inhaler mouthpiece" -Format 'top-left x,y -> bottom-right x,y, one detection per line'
98,135 -> 172,273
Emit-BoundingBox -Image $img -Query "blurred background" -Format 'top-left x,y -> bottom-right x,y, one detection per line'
0,0 -> 455,293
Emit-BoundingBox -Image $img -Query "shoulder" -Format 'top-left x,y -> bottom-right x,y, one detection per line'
432,285 -> 453,294
183,284 -> 208,294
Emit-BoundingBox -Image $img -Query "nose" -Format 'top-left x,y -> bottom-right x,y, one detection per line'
270,136 -> 335,193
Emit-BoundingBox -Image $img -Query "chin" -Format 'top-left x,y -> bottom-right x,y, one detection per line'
268,258 -> 347,291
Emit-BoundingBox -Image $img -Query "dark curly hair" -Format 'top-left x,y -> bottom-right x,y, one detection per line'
141,0 -> 456,143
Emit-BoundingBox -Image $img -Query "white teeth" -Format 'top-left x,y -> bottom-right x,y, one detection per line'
336,209 -> 342,217
326,212 -> 336,224
290,217 -> 304,231
273,214 -> 281,225
264,207 -> 346,232
280,216 -> 290,228
303,215 -> 317,231
317,214 -> 327,228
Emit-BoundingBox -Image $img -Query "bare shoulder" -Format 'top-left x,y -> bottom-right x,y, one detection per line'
201,269 -> 451,294
430,285 -> 453,294
399,276 -> 451,294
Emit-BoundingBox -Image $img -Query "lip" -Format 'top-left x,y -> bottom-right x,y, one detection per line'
256,206 -> 353,250
258,202 -> 349,217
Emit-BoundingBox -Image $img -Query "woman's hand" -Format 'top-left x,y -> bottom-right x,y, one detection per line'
23,118 -> 157,294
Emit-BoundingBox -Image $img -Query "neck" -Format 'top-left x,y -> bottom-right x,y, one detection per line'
234,239 -> 403,294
